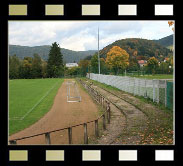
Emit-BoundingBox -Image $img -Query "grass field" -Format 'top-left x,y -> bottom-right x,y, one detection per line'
9,78 -> 64,135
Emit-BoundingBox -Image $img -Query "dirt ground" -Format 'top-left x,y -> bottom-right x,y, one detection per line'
9,79 -> 99,145
95,102 -> 126,145
90,84 -> 148,144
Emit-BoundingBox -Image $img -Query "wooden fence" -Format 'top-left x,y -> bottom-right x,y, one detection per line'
9,79 -> 111,145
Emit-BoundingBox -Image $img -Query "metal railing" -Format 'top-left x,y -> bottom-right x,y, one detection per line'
9,79 -> 111,145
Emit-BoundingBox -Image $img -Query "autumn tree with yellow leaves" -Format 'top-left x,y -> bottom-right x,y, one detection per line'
106,46 -> 129,74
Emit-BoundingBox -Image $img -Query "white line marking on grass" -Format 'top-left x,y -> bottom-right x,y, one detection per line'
20,80 -> 60,120
9,117 -> 21,120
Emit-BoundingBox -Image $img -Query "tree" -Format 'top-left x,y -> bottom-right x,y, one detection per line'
47,42 -> 64,77
106,46 -> 129,74
21,57 -> 33,78
41,60 -> 47,78
127,57 -> 140,71
91,53 -> 99,73
31,54 -> 42,78
18,57 -> 33,79
78,60 -> 90,76
64,66 -> 80,76
90,53 -> 107,74
159,61 -> 169,74
147,57 -> 159,75
84,55 -> 93,60
9,54 -> 21,79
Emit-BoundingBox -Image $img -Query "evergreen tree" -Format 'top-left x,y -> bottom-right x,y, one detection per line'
47,42 -> 64,77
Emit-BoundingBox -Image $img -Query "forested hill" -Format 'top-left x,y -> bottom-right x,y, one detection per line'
153,34 -> 173,48
99,38 -> 173,60
9,35 -> 173,62
9,45 -> 97,63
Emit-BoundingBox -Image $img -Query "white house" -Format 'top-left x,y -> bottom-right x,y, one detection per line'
66,63 -> 78,68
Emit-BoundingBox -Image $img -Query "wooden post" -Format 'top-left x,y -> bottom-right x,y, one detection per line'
105,100 -> 108,109
45,132 -> 51,145
109,103 -> 111,122
95,120 -> 99,137
84,123 -> 88,144
9,140 -> 17,145
103,114 -> 106,130
68,127 -> 72,144
107,102 -> 110,124
104,98 -> 106,109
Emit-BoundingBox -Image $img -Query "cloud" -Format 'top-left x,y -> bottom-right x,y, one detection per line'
9,21 -> 173,51
60,30 -> 97,51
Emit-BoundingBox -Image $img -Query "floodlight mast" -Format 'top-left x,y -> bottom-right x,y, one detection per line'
98,27 -> 100,74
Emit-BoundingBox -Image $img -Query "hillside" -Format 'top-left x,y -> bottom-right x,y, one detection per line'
9,45 -> 97,63
153,34 -> 173,48
9,35 -> 173,63
99,38 -> 173,60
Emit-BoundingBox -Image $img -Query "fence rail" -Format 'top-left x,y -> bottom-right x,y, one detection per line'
87,73 -> 173,109
9,79 -> 111,145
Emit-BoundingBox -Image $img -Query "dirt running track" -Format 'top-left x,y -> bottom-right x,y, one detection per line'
9,79 -> 99,145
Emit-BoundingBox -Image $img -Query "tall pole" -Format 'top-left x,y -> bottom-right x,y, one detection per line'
98,27 -> 100,74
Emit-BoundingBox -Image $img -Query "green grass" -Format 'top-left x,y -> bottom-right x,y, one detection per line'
9,78 -> 64,135
128,74 -> 173,79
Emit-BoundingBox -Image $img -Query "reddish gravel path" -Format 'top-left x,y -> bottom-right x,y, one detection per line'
9,79 -> 99,145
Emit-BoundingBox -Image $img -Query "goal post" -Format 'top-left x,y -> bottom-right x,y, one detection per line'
66,81 -> 81,102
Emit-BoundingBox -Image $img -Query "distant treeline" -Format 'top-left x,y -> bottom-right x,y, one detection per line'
9,42 -> 64,79
9,42 -> 94,79
9,41 -> 173,79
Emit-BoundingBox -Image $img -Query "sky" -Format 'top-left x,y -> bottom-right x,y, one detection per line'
9,21 -> 174,51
